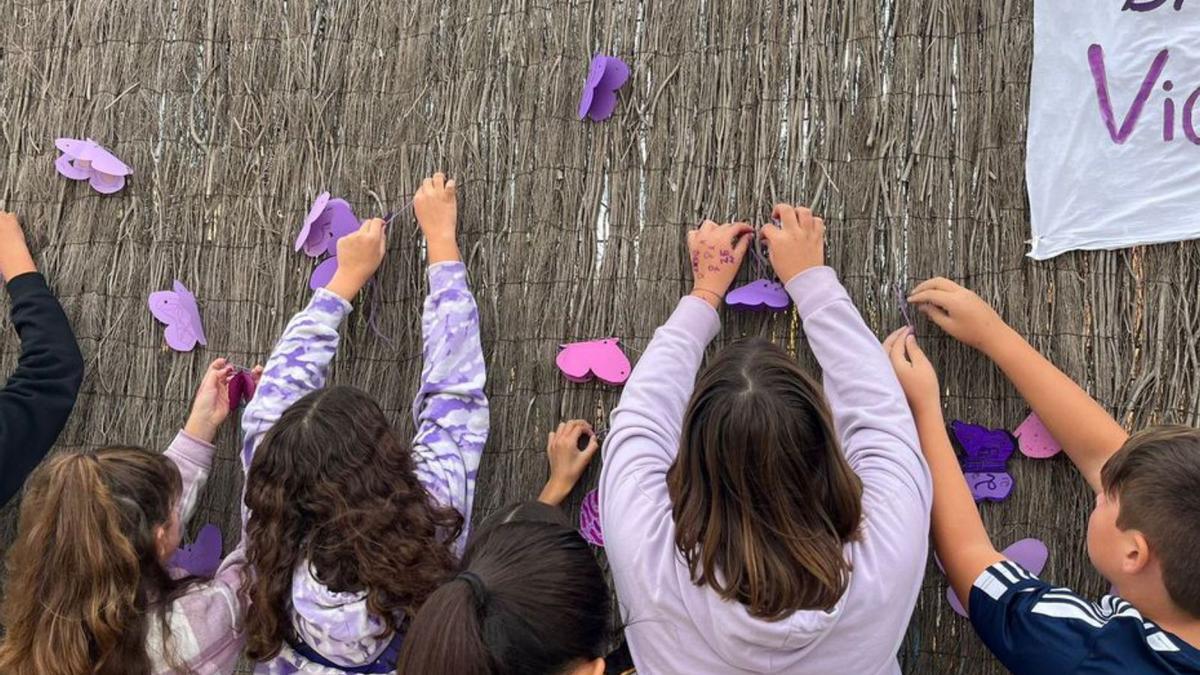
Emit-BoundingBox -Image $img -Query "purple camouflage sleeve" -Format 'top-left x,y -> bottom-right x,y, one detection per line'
410,261 -> 489,558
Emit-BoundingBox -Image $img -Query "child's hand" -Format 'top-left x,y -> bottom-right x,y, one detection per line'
687,220 -> 754,308
0,212 -> 37,282
413,172 -> 460,264
326,218 -> 387,301
883,328 -> 941,417
538,420 -> 600,506
760,204 -> 824,283
907,278 -> 1012,354
183,359 -> 248,442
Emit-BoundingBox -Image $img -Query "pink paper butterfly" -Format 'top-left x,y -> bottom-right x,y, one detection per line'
228,369 -> 257,412
54,138 -> 133,194
579,489 -> 604,547
1014,412 -> 1062,459
940,538 -> 1048,617
148,280 -> 207,352
556,338 -> 632,385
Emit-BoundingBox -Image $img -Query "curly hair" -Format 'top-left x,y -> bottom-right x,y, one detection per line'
0,447 -> 191,675
242,385 -> 465,661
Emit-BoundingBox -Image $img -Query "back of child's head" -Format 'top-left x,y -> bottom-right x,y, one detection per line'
242,385 -> 465,661
667,336 -> 863,620
0,446 -> 182,675
396,507 -> 612,675
1100,425 -> 1200,617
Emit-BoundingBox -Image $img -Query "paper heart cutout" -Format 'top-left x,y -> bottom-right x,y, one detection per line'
950,421 -> 1016,502
54,137 -> 132,194
726,279 -> 790,312
942,538 -> 1048,617
295,193 -> 359,258
556,339 -> 632,385
228,370 -> 257,412
1014,412 -> 1062,459
579,489 -> 604,547
578,55 -> 630,122
169,523 -> 223,578
148,280 -> 207,352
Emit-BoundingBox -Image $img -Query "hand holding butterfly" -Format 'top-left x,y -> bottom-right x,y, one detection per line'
414,172 -> 460,264
760,204 -> 824,284
882,328 -> 941,418
538,420 -> 600,506
686,220 -> 754,309
0,212 -> 37,282
326,218 -> 387,301
184,359 -> 263,443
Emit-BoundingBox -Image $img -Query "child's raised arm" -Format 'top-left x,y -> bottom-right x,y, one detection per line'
908,278 -> 1128,492
884,329 -> 1003,608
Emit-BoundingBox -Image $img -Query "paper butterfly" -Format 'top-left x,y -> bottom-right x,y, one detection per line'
1014,412 -> 1062,459
942,538 -> 1048,617
579,489 -> 604,547
228,369 -> 257,412
54,137 -> 133,194
168,523 -> 223,578
950,420 -> 1017,502
294,192 -> 359,257
726,279 -> 790,312
578,55 -> 630,122
556,339 -> 632,385
148,280 -> 207,352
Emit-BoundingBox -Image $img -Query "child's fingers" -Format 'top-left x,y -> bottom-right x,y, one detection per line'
250,365 -> 265,382
911,276 -> 959,296
918,303 -> 952,327
811,217 -> 826,236
732,231 -> 753,258
422,177 -> 434,193
699,219 -> 717,232
772,204 -> 799,230
433,172 -> 445,190
904,334 -> 931,368
886,328 -> 911,367
446,178 -> 456,193
882,326 -> 907,353
907,288 -> 955,309
581,436 -> 600,460
209,358 -> 228,371
793,206 -> 814,229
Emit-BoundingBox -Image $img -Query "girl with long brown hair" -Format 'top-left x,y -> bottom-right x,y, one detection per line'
600,209 -> 931,674
0,357 -> 261,675
240,175 -> 490,672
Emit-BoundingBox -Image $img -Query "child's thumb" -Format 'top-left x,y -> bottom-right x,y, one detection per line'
905,334 -> 931,367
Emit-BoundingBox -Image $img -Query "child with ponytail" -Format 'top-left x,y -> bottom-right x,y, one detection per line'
0,358 -> 261,675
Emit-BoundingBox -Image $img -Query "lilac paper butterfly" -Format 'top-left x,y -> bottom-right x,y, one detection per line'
148,280 -> 207,352
294,192 -> 359,257
942,538 -> 1048,617
169,523 -> 223,578
228,369 -> 257,412
726,280 -> 790,312
950,420 -> 1016,502
578,55 -> 630,122
579,489 -> 604,547
54,137 -> 133,194
1014,412 -> 1062,459
556,339 -> 632,385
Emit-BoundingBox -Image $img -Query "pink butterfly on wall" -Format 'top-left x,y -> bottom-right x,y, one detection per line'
294,192 -> 360,290
940,538 -> 1049,617
579,489 -> 604,547
148,280 -> 207,352
556,338 -> 632,385
1014,412 -> 1062,459
54,138 -> 133,194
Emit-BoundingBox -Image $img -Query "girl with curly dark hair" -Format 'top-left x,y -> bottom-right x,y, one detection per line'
240,175 -> 490,672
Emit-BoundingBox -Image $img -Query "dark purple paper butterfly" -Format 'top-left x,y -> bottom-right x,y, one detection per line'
579,489 -> 604,547
168,523 -> 223,578
227,369 -> 257,412
578,55 -> 630,122
950,420 -> 1016,502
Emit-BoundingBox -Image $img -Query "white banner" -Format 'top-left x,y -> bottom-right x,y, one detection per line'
1027,1 -> 1200,259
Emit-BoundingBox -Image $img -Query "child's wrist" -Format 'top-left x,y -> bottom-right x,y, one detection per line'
183,418 -> 219,444
690,287 -> 723,309
538,479 -> 571,506
426,237 -> 460,265
326,270 -> 369,300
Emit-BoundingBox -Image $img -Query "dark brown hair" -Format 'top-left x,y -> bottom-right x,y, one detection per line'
0,447 -> 192,675
667,337 -> 863,620
396,503 -> 612,675
1101,425 -> 1200,617
242,386 -> 464,661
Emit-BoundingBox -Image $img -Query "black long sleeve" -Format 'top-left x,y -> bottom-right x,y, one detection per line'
0,272 -> 84,506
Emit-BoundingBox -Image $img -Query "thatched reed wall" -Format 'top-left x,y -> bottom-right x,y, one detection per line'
2,0 -> 1199,672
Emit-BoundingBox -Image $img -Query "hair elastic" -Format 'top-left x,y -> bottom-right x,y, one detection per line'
457,570 -> 489,607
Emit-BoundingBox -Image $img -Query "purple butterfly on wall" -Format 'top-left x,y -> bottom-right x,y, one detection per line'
295,192 -> 360,290
54,137 -> 133,194
579,489 -> 604,547
726,279 -> 790,312
940,538 -> 1048,617
148,280 -> 207,352
578,55 -> 630,122
168,523 -> 223,579
950,420 -> 1017,502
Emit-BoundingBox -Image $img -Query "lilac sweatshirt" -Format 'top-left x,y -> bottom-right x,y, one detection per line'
600,267 -> 931,675
241,262 -> 489,673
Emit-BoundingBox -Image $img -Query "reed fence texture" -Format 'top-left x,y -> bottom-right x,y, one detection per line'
3,0 -> 1199,672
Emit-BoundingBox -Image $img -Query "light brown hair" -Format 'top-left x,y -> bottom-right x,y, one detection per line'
667,338 -> 863,620
1101,425 -> 1200,617
0,447 -> 189,675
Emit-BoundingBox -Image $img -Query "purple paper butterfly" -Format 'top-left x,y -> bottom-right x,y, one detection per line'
726,279 -> 790,312
578,55 -> 630,122
228,369 -> 257,412
294,193 -> 360,290
169,523 -> 223,578
579,489 -> 604,547
941,538 -> 1048,617
950,420 -> 1016,502
54,137 -> 133,194
148,280 -> 207,352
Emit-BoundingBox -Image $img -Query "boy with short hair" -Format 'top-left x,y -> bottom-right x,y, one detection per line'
886,277 -> 1200,673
